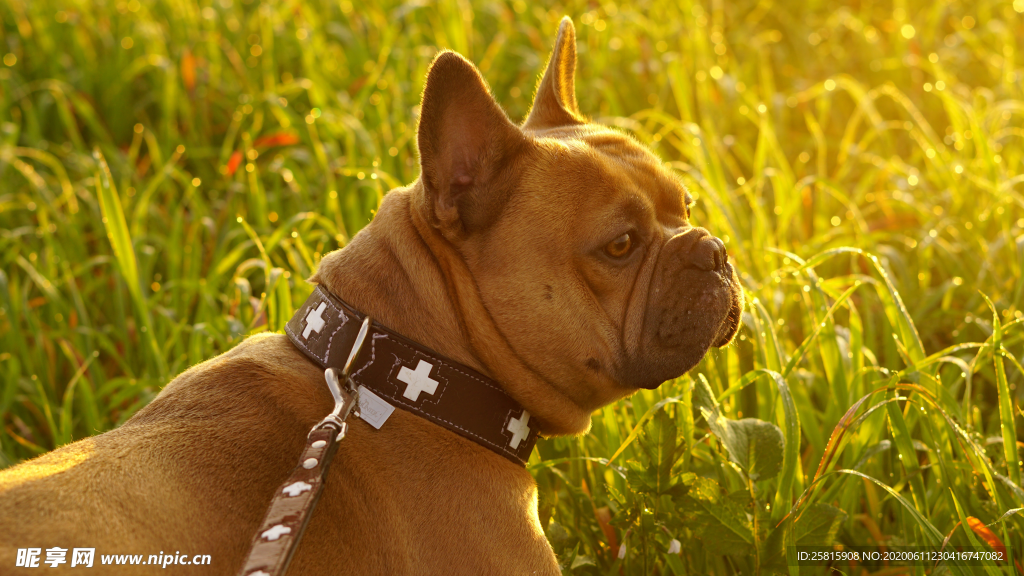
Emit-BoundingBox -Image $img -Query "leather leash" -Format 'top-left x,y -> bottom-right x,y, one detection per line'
237,317 -> 371,576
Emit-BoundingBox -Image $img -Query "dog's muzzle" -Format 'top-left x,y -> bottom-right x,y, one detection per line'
624,227 -> 744,389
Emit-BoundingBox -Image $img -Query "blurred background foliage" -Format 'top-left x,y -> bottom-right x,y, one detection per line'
1,0 -> 1023,573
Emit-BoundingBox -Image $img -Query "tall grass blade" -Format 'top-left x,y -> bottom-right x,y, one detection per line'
94,148 -> 167,380
980,293 -> 1021,487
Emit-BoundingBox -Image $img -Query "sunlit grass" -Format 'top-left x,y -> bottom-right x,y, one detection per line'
1,0 -> 1022,573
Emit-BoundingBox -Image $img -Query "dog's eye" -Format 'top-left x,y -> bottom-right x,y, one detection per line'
605,233 -> 633,258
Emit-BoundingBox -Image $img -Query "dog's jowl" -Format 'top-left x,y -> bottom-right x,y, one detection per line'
0,18 -> 742,575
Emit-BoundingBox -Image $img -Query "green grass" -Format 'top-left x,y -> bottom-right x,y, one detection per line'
2,0 -> 1023,573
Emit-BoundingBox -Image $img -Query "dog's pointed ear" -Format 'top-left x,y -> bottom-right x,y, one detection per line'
524,17 -> 585,130
417,51 -> 529,239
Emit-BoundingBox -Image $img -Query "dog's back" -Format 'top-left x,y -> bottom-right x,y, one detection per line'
1,330 -> 557,575
0,334 -> 320,574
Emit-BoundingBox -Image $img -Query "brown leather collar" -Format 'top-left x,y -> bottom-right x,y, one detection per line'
285,285 -> 539,466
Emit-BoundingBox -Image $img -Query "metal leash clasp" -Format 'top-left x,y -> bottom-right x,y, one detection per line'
315,315 -> 372,441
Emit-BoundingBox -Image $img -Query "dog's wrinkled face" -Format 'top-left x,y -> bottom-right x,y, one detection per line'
416,18 -> 743,414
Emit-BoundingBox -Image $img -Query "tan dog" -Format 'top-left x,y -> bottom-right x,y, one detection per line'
0,18 -> 743,575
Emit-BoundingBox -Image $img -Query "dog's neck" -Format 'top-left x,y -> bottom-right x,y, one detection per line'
310,186 -> 591,436
312,187 -> 472,373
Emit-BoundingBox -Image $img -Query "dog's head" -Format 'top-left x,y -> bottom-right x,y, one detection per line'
414,18 -> 744,417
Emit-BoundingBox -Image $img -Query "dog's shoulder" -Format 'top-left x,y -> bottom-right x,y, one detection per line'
123,333 -> 331,432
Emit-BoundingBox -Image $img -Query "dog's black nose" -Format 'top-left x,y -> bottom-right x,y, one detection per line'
672,227 -> 728,272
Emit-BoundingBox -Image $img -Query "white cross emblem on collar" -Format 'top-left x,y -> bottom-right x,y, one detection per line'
396,360 -> 439,401
507,410 -> 531,449
302,302 -> 327,339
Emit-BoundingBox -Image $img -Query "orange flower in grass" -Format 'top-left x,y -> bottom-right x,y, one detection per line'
966,516 -> 1023,572
966,516 -> 1005,558
181,49 -> 197,92
254,132 -> 300,148
224,132 -> 300,176
225,150 -> 243,176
